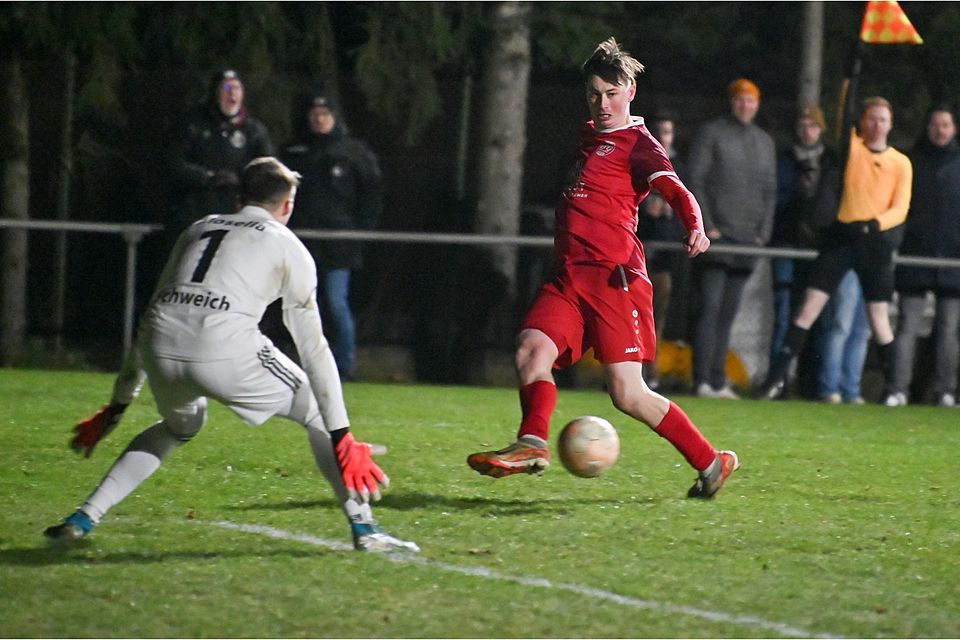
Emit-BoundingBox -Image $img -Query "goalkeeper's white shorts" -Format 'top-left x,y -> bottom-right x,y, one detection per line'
140,340 -> 321,435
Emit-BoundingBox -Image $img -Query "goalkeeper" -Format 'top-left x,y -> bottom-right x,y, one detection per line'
44,157 -> 418,553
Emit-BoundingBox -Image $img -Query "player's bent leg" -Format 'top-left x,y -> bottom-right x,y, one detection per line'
515,328 -> 560,385
604,361 -> 669,427
304,418 -> 419,553
468,333 -> 557,480
467,330 -> 556,478
44,416 -> 200,542
603,362 -> 740,498
84,419 -> 197,517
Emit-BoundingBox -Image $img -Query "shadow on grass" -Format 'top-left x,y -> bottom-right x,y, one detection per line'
0,544 -> 334,567
223,491 -> 664,515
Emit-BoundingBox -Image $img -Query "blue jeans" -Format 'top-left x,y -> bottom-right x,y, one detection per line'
817,270 -> 870,400
769,257 -> 795,363
322,269 -> 356,379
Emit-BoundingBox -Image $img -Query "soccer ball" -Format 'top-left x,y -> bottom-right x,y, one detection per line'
557,416 -> 620,478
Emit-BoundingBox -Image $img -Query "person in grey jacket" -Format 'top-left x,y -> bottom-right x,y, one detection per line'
686,78 -> 777,398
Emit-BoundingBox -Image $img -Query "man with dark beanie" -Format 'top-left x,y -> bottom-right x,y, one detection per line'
281,90 -> 383,381
761,97 -> 912,402
168,70 -> 274,234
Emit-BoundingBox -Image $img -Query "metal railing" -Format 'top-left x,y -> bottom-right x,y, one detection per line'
0,219 -> 161,354
4,219 -> 960,356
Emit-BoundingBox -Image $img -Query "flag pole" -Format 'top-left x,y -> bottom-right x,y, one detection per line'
835,38 -> 865,196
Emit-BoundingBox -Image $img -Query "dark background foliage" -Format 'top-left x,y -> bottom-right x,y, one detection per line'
1,1 -> 953,371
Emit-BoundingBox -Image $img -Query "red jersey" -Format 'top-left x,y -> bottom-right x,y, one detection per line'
556,117 -> 677,274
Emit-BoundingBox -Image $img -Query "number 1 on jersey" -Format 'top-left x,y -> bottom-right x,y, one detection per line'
190,230 -> 229,283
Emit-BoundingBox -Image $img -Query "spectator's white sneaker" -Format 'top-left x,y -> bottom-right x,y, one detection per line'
695,382 -> 718,398
823,393 -> 842,405
713,385 -> 740,400
938,393 -> 956,408
883,392 -> 907,407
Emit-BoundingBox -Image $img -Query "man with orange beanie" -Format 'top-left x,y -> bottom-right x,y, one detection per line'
686,78 -> 777,398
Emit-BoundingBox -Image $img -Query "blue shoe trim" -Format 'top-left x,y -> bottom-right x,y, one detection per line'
350,522 -> 383,536
65,510 -> 95,534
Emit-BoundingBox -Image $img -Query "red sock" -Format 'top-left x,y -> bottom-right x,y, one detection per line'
654,402 -> 716,471
516,380 -> 557,441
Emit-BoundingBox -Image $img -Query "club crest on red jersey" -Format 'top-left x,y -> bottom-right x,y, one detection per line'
595,141 -> 616,157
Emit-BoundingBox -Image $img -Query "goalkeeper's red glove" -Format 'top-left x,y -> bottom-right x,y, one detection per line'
70,402 -> 128,458
335,432 -> 389,503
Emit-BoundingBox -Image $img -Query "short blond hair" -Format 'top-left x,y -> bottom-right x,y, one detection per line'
861,96 -> 893,120
240,157 -> 301,207
582,37 -> 645,86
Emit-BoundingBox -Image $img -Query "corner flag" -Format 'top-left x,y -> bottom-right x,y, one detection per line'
860,0 -> 923,44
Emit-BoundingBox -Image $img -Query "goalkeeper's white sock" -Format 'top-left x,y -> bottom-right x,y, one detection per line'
82,451 -> 162,522
81,422 -> 184,522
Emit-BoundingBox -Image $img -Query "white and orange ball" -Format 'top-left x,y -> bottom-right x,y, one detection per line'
557,416 -> 620,478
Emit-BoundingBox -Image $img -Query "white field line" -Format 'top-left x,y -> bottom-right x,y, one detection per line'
206,520 -> 841,639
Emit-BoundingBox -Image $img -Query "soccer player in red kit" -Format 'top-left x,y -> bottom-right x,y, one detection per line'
467,37 -> 739,498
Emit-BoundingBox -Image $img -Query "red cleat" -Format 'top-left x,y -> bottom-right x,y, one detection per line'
467,440 -> 551,478
688,450 -> 740,499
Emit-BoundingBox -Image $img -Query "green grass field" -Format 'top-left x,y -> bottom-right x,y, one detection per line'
1,368 -> 958,638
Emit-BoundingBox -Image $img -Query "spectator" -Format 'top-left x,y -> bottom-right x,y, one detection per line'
817,270 -> 870,404
167,70 -> 274,235
887,105 -> 960,407
769,106 -> 839,364
281,90 -> 383,381
768,106 -> 868,405
762,97 -> 912,403
687,78 -> 777,398
638,110 -> 686,389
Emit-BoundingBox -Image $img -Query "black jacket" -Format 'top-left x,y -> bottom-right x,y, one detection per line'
168,105 -> 274,233
282,124 -> 383,270
638,155 -> 686,274
896,138 -> 960,293
771,144 -> 840,249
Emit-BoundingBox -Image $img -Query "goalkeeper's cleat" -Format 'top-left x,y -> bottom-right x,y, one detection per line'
467,438 -> 551,478
44,510 -> 95,543
687,450 -> 740,499
351,522 -> 420,553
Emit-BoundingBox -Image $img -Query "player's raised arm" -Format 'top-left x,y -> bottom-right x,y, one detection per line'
650,173 -> 710,257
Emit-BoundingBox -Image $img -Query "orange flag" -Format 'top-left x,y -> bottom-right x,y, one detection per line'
860,0 -> 923,44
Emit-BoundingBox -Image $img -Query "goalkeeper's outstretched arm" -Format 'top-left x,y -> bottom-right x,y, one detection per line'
71,343 -> 147,458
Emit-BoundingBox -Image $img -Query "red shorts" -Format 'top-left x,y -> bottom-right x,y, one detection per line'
522,263 -> 656,368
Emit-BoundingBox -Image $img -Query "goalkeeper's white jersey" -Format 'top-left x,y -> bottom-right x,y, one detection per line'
141,205 -> 318,362
130,204 -> 348,432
